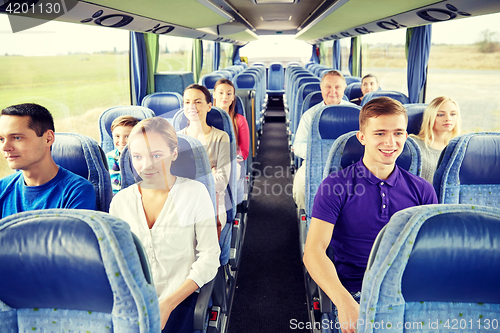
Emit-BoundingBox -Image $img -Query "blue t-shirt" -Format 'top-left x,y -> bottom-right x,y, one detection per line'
0,166 -> 97,219
106,148 -> 121,195
312,159 -> 437,292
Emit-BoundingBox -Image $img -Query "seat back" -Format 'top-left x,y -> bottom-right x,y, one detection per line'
433,132 -> 500,205
345,76 -> 361,85
359,204 -> 500,332
98,106 -> 155,154
292,83 -> 322,137
202,73 -> 225,90
324,131 -> 421,178
305,104 -> 361,217
361,90 -> 409,106
52,133 -> 112,212
0,209 -> 160,333
141,92 -> 183,121
344,82 -> 362,101
267,62 -> 284,91
404,103 -> 426,135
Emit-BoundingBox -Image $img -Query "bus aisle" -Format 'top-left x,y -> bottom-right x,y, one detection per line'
228,99 -> 310,332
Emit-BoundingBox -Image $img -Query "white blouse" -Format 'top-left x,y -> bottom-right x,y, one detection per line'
110,177 -> 220,301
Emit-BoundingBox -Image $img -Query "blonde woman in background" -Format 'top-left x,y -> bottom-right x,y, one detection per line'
411,96 -> 461,183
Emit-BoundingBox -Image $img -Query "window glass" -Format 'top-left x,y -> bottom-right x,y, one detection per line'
360,29 -> 407,94
158,35 -> 192,72
239,35 -> 310,66
427,13 -> 500,133
320,41 -> 332,67
339,38 -> 351,76
0,16 -> 129,178
200,40 -> 214,78
219,42 -> 233,69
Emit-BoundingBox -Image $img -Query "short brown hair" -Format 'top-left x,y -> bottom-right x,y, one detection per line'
359,97 -> 408,131
111,115 -> 141,132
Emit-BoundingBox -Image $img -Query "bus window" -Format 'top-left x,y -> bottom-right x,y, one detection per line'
0,17 -> 129,178
200,40 -> 215,78
219,42 -> 233,69
361,29 -> 407,94
239,35 -> 309,67
158,35 -> 192,72
339,38 -> 351,76
320,41 -> 332,67
426,13 -> 500,133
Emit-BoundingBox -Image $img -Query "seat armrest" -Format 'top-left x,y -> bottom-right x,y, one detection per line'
319,287 -> 333,313
193,279 -> 215,331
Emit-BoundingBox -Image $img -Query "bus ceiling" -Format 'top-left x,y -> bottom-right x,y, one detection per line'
1,0 -> 499,45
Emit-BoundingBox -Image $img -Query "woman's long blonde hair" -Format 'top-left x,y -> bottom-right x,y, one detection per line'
416,96 -> 461,147
213,79 -> 239,146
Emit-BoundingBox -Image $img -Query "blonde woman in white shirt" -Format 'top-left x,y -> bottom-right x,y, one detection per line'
109,117 -> 220,333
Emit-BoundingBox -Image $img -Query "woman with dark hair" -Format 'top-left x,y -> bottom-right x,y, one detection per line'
181,84 -> 231,236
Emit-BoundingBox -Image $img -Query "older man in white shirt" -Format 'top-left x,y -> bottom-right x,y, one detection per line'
292,70 -> 355,210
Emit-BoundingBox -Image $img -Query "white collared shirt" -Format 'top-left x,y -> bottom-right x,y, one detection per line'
110,177 -> 220,301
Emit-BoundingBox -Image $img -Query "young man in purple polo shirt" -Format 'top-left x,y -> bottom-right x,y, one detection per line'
303,97 -> 437,333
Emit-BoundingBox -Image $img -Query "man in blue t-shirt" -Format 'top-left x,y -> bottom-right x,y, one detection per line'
0,103 -> 96,219
303,97 -> 437,333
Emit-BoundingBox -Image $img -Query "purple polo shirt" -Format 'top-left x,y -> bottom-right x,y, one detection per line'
312,159 -> 437,292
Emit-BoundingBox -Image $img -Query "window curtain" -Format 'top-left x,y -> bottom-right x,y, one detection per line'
193,39 -> 203,84
333,40 -> 341,71
144,33 -> 159,95
130,32 -> 158,105
310,44 -> 320,64
348,36 -> 361,76
130,32 -> 148,105
406,25 -> 432,103
232,45 -> 242,65
214,42 -> 221,71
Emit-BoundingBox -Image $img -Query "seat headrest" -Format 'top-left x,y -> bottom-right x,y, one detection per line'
460,135 -> 500,184
52,134 -> 89,179
142,93 -> 182,119
300,83 -> 321,98
171,137 -> 196,179
405,103 -> 426,135
339,134 -> 413,171
318,105 -> 361,140
402,211 -> 500,303
0,216 -> 113,312
235,74 -> 256,88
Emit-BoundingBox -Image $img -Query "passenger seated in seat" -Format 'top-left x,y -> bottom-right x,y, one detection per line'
181,84 -> 231,237
303,97 -> 437,333
213,78 -> 250,180
350,74 -> 379,106
109,117 -> 220,333
106,115 -> 140,194
410,96 -> 461,183
0,103 -> 96,218
293,70 -> 356,210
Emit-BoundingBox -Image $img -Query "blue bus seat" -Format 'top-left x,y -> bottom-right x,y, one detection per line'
141,92 -> 183,122
154,71 -> 195,96
302,105 -> 362,248
267,62 -> 285,96
345,76 -> 361,85
404,103 -> 427,135
98,105 -> 155,154
202,72 -> 225,90
358,204 -> 500,332
291,82 -> 321,144
433,132 -> 500,205
324,131 -> 421,179
52,132 -> 112,212
344,82 -> 362,101
0,208 -> 160,333
361,90 -> 410,106
234,72 -> 263,132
